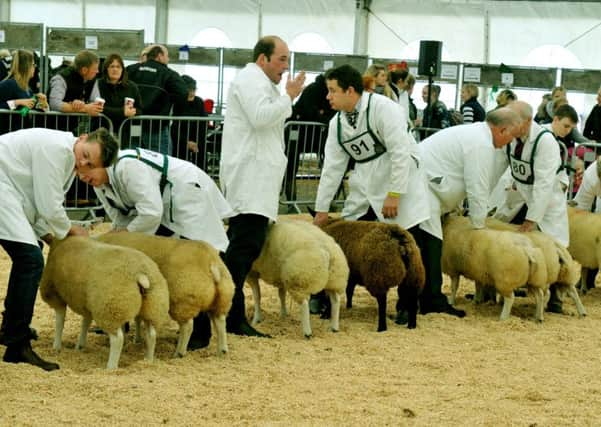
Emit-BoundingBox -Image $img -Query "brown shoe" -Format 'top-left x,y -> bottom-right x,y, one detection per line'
3,341 -> 59,371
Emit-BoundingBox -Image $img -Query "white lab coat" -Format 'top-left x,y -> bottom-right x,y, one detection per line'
93,149 -> 233,252
315,92 -> 430,230
573,160 -> 601,213
417,122 -> 508,239
0,128 -> 76,246
494,121 -> 569,246
219,63 -> 292,221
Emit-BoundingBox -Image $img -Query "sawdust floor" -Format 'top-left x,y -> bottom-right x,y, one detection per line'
2,218 -> 601,426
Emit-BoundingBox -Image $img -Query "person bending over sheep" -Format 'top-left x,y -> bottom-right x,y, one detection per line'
0,127 -> 119,371
313,64 -> 462,322
80,146 -> 233,351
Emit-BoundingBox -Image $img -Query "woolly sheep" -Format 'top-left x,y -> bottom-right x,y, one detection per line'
97,232 -> 234,357
247,219 -> 348,338
567,206 -> 601,293
39,236 -> 170,369
486,217 -> 586,317
314,217 -> 425,331
443,216 -> 549,320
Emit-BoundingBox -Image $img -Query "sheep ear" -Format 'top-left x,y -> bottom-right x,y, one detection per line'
307,206 -> 317,218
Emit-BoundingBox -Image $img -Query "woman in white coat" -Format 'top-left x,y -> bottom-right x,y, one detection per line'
0,127 -> 119,371
313,64 -> 464,320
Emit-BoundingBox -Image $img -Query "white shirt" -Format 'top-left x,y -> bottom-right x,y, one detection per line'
219,63 -> 292,221
0,128 -> 76,245
574,160 -> 601,213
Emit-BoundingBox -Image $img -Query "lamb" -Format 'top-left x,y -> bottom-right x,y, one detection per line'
96,232 -> 234,357
247,218 -> 348,338
443,215 -> 549,321
313,217 -> 425,331
39,236 -> 170,369
486,217 -> 586,317
567,206 -> 601,293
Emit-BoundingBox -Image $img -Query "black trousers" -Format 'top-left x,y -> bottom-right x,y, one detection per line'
223,214 -> 269,324
0,239 -> 44,346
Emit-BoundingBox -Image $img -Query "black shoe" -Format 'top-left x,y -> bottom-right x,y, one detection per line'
3,342 -> 59,371
421,303 -> 466,318
546,301 -> 563,314
226,320 -> 271,338
187,336 -> 211,351
394,310 -> 409,325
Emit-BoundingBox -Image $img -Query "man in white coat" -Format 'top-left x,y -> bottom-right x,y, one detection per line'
0,127 -> 119,371
494,101 -> 571,313
218,35 -> 305,337
80,147 -> 233,350
417,106 -> 521,313
312,64 -> 464,321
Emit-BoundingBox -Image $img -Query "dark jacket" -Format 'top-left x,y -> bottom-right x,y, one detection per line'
460,97 -> 485,123
171,96 -> 208,162
97,77 -> 142,134
584,104 -> 601,142
52,66 -> 96,103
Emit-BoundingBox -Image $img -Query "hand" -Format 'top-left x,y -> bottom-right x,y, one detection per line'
71,100 -> 85,112
381,194 -> 399,219
85,102 -> 104,116
35,93 -> 49,109
123,105 -> 136,117
40,233 -> 54,245
17,98 -> 36,109
313,212 -> 329,227
518,220 -> 536,233
187,141 -> 199,153
68,225 -> 89,237
286,70 -> 306,100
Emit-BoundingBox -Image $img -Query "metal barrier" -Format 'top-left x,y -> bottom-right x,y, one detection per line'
567,141 -> 601,200
413,126 -> 442,142
0,109 -> 114,221
118,115 -> 224,179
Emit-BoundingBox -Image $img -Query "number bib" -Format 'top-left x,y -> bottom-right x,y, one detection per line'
337,93 -> 387,163
506,130 -> 553,185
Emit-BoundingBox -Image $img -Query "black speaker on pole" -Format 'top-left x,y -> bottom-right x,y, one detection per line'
418,40 -> 442,77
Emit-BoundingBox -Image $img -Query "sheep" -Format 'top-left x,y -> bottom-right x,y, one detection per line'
247,218 -> 348,338
486,217 -> 586,317
443,215 -> 549,321
313,217 -> 425,331
567,206 -> 601,293
96,232 -> 234,357
39,236 -> 170,369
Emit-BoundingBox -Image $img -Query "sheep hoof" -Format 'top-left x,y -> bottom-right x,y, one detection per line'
173,351 -> 185,359
304,334 -> 312,340
330,328 -> 339,333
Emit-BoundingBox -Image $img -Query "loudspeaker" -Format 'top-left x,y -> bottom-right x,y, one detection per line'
418,40 -> 442,77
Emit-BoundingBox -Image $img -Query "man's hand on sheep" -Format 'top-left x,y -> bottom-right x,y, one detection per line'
313,212 -> 330,227
381,194 -> 399,219
518,220 -> 537,233
68,225 -> 89,237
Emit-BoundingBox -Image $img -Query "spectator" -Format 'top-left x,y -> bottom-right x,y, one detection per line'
171,75 -> 208,164
97,53 -> 141,138
495,89 -> 517,107
0,49 -> 11,82
419,84 -> 449,140
365,64 -> 394,100
539,86 -> 567,124
534,93 -> 552,123
584,86 -> 601,141
460,83 -> 485,123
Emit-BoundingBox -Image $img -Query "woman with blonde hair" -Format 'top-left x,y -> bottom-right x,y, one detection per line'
0,49 -> 48,112
365,63 -> 394,100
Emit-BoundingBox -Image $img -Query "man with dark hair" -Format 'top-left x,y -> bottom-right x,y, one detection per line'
584,86 -> 601,141
216,35 -> 305,337
420,84 -> 449,140
127,44 -> 188,155
0,127 -> 119,371
49,49 -> 103,116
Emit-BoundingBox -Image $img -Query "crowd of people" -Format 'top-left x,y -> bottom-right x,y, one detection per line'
1,36 -> 601,372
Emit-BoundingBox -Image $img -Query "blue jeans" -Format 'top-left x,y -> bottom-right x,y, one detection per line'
144,126 -> 172,155
0,239 -> 44,346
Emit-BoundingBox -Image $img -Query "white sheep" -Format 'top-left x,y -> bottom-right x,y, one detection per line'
486,217 -> 586,317
97,232 -> 234,356
567,206 -> 601,293
443,215 -> 549,321
248,219 -> 348,338
39,236 -> 170,369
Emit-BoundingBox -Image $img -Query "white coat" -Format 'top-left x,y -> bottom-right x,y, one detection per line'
93,149 -> 233,252
219,63 -> 292,221
0,128 -> 76,246
493,121 -> 569,246
573,160 -> 601,213
315,92 -> 430,230
418,122 -> 508,240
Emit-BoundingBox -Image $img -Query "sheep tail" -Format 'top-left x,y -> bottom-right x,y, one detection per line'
210,263 -> 221,283
137,274 -> 150,294
553,240 -> 572,267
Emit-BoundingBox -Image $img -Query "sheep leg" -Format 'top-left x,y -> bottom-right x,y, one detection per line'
499,292 -> 515,321
53,306 -> 67,351
174,319 -> 193,358
579,267 -> 588,294
474,283 -> 484,304
376,293 -> 388,332
143,322 -> 157,362
300,298 -> 312,338
106,328 -> 124,370
449,275 -> 459,306
346,279 -> 357,308
210,314 -> 228,355
76,315 -> 92,350
326,290 -> 340,332
566,285 -> 587,317
134,317 -> 143,344
533,287 -> 545,323
279,288 -> 288,318
248,275 -> 262,325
